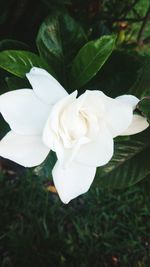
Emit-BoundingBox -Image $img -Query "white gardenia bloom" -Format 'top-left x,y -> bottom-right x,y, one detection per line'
0,67 -> 149,203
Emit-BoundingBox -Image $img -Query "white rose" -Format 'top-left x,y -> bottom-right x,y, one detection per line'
0,67 -> 149,203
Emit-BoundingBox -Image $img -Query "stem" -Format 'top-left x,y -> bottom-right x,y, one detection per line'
113,17 -> 145,23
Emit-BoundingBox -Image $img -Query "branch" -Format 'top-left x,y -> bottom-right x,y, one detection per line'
137,4 -> 150,46
103,0 -> 143,24
121,0 -> 139,18
132,7 -> 141,19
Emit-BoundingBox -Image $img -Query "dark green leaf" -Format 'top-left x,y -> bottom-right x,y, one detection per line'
69,35 -> 115,89
94,134 -> 150,189
36,13 -> 87,84
138,97 -> 150,123
130,57 -> 150,97
0,39 -> 29,51
0,50 -> 55,78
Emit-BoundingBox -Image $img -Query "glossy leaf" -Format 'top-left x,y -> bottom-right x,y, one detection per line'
69,35 -> 115,89
36,13 -> 87,83
0,50 -> 55,78
94,134 -> 150,189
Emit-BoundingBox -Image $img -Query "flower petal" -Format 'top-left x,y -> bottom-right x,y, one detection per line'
0,131 -> 50,167
116,95 -> 139,109
52,160 -> 96,204
26,67 -> 68,105
120,114 -> 149,135
104,95 -> 133,137
42,91 -> 78,150
78,90 -> 105,117
0,89 -> 50,135
78,91 -> 134,138
75,125 -> 114,167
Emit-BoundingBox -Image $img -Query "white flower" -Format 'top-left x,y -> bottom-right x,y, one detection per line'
0,67 -> 149,203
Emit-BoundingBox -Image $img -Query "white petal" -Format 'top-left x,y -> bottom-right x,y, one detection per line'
104,96 -> 133,137
26,67 -> 68,105
75,125 -> 114,167
120,114 -> 149,135
0,89 -> 50,135
79,91 -> 133,138
52,160 -> 96,204
42,91 -> 78,149
0,131 -> 50,167
78,90 -> 105,117
116,95 -> 139,109
57,137 -> 89,168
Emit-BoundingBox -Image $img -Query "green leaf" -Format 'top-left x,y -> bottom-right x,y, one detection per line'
0,50 -> 55,78
36,13 -> 87,84
138,97 -> 150,123
94,134 -> 150,189
0,39 -> 29,51
130,57 -> 150,97
69,35 -> 115,89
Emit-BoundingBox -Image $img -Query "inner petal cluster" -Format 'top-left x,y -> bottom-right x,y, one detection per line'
44,91 -> 106,153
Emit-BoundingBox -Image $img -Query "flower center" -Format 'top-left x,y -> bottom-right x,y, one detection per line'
69,113 -> 87,140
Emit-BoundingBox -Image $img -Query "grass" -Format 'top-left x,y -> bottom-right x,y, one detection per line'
0,165 -> 150,267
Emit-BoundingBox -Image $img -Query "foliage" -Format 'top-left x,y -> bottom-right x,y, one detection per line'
36,13 -> 87,84
70,35 -> 115,88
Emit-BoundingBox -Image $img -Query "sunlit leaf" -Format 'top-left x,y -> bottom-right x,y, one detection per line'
69,35 -> 115,89
0,50 -> 55,78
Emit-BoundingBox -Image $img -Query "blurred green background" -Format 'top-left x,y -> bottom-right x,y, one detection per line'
0,0 -> 150,266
